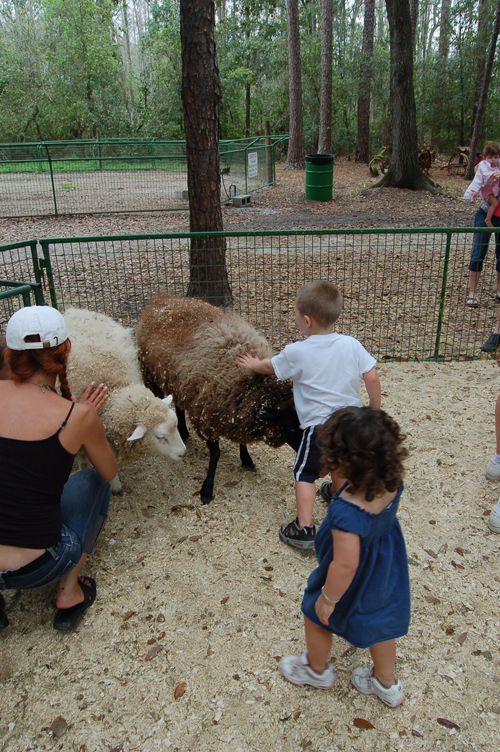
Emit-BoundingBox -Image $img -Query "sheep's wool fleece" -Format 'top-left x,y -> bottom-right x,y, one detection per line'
137,295 -> 294,445
63,307 -> 179,465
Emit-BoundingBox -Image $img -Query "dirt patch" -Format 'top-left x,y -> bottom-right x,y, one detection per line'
0,159 -> 477,243
1,361 -> 499,751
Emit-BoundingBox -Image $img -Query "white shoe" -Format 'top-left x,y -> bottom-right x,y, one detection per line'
280,650 -> 336,689
485,457 -> 500,481
351,666 -> 404,707
488,505 -> 500,533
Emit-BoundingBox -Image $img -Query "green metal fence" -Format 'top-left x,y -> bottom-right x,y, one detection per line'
0,136 -> 286,218
1,227 -> 499,361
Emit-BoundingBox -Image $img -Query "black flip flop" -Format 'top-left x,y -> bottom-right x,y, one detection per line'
0,593 -> 9,631
53,577 -> 96,632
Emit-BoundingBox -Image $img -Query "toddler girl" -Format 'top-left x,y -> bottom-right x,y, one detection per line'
280,406 -> 410,707
464,141 -> 500,228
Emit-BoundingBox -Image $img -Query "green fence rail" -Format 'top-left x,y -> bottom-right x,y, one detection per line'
0,240 -> 46,314
0,136 -> 287,218
1,227 -> 498,361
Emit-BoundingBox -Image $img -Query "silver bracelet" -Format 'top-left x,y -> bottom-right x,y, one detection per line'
321,586 -> 340,605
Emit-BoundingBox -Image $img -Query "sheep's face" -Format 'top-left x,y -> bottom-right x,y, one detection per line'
126,395 -> 186,461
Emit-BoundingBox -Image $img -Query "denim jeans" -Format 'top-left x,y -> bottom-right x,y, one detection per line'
469,207 -> 500,273
0,469 -> 110,591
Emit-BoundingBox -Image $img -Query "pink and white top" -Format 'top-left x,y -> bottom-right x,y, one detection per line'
464,159 -> 500,201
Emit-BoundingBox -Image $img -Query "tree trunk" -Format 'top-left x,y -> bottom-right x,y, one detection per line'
465,0 -> 500,181
469,0 -> 490,142
356,0 -> 375,163
180,0 -> 232,307
318,0 -> 333,155
431,0 -> 452,149
284,0 -> 305,169
409,0 -> 418,49
375,0 -> 436,190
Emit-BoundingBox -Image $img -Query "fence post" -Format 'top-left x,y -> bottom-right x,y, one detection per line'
39,240 -> 59,309
43,144 -> 58,216
433,230 -> 452,361
29,240 -> 46,305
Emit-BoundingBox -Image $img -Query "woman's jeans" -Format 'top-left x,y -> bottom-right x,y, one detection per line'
469,206 -> 500,273
0,469 -> 110,591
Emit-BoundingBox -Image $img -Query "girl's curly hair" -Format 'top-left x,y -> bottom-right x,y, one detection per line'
317,406 -> 408,502
5,339 -> 72,400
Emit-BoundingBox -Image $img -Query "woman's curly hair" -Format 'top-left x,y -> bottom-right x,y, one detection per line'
5,339 -> 72,400
317,406 -> 408,502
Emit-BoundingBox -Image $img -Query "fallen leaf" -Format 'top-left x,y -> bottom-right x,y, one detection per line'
157,613 -> 165,623
136,555 -> 145,563
223,481 -> 240,487
412,728 -> 423,737
176,536 -> 188,543
457,631 -> 468,644
445,627 -> 454,634
353,717 -> 375,729
196,508 -> 202,519
407,558 -> 420,566
174,682 -> 187,699
484,651 -> 493,661
260,575 -> 273,581
425,595 -> 440,604
145,645 -> 163,661
220,596 -> 229,604
424,549 -> 438,558
293,711 -> 301,720
264,565 -> 274,571
122,610 -> 135,621
483,509 -> 491,516
472,650 -> 483,655
438,543 -> 448,553
437,718 -> 460,729
429,520 -> 436,525
341,646 -> 357,657
207,645 -> 213,655
451,560 -> 464,570
189,535 -> 202,541
147,637 -> 156,645
50,717 -> 68,738
264,680 -> 271,690
455,547 -> 469,556
399,730 -> 407,736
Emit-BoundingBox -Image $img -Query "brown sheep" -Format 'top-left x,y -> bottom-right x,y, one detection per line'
136,294 -> 301,503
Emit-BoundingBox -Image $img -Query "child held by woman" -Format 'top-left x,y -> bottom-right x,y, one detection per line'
464,141 -> 500,228
280,406 -> 410,708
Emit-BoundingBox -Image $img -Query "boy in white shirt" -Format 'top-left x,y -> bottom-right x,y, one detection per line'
238,280 -> 380,549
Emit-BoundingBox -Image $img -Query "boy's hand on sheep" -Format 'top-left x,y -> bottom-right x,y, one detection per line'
72,381 -> 108,413
237,352 -> 275,374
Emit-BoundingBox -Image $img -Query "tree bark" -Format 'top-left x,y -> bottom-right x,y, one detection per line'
284,0 -> 305,169
356,0 -> 375,163
180,0 -> 232,307
409,0 -> 418,49
469,0 -> 490,142
374,0 -> 436,190
465,0 -> 500,181
318,0 -> 333,155
431,0 -> 452,149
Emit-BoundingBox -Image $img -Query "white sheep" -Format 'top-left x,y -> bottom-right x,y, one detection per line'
63,307 -> 186,493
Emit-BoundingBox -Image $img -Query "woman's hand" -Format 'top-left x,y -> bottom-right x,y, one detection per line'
315,593 -> 335,626
72,382 -> 108,413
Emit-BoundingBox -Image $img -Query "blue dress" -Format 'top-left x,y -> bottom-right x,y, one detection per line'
301,482 -> 410,649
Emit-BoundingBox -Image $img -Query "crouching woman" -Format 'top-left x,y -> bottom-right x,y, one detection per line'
0,306 -> 118,632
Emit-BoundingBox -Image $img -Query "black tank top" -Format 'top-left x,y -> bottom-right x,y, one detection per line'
0,403 -> 76,549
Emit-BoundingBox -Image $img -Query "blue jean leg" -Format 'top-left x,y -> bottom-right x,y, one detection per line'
469,208 -> 500,273
0,469 -> 110,591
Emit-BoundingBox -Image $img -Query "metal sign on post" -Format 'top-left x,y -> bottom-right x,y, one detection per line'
247,151 -> 258,178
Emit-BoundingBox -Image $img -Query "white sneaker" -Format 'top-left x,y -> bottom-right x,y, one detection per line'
485,457 -> 500,481
351,666 -> 404,707
488,505 -> 500,533
280,650 -> 336,689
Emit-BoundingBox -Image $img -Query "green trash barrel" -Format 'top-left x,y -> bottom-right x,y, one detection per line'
305,153 -> 334,201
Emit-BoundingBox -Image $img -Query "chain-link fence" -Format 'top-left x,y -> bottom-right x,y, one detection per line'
0,136 -> 285,218
1,227 -> 499,361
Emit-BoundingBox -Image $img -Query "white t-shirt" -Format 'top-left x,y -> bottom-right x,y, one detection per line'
271,333 -> 376,429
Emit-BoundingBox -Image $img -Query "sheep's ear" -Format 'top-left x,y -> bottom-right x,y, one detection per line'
127,425 -> 147,442
163,395 -> 173,406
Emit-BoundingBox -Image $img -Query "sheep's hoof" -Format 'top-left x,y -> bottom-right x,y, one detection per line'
112,488 -> 124,496
201,494 -> 213,505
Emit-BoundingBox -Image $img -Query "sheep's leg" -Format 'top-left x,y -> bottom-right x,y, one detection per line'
176,408 -> 190,442
200,440 -> 221,504
240,444 -> 255,470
